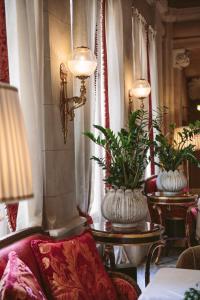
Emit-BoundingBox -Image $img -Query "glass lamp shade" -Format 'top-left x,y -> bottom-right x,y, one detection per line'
130,79 -> 151,99
0,83 -> 33,203
67,46 -> 97,77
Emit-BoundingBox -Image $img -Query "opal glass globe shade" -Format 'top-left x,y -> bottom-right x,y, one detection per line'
68,46 -> 97,77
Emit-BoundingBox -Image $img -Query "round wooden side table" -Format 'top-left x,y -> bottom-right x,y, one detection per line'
147,192 -> 198,247
91,221 -> 165,286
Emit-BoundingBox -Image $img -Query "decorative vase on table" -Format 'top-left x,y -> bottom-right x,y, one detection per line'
154,121 -> 200,195
101,188 -> 148,227
156,169 -> 187,195
84,109 -> 161,228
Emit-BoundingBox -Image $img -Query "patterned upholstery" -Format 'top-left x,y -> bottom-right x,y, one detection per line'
0,228 -> 141,299
31,231 -> 118,300
176,245 -> 200,270
0,251 -> 47,300
0,234 -> 50,283
109,271 -> 141,300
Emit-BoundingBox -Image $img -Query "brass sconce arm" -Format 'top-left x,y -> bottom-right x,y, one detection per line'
70,77 -> 87,112
59,46 -> 97,143
66,77 -> 87,119
60,63 -> 88,143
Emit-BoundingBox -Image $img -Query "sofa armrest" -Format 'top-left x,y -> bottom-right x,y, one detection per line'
108,271 -> 141,300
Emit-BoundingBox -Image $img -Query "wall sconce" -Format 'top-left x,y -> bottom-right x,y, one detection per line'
60,46 -> 97,143
129,79 -> 151,109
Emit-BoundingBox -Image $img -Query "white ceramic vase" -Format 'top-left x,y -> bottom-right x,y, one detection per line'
156,170 -> 187,194
101,188 -> 148,227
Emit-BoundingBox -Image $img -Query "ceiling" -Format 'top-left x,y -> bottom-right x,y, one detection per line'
168,0 -> 200,8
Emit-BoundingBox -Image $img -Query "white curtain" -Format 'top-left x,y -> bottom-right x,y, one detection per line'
123,7 -> 150,267
0,207 -> 9,236
73,0 -> 105,222
87,0 -> 125,221
132,7 -> 158,179
132,7 -> 148,112
106,0 -> 124,133
5,0 -> 44,228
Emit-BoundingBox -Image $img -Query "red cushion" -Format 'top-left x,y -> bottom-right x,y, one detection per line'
0,234 -> 50,285
145,177 -> 157,194
31,231 -> 117,300
191,207 -> 198,218
0,251 -> 47,300
112,277 -> 139,300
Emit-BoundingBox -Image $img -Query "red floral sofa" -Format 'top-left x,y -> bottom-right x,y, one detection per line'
0,226 -> 141,299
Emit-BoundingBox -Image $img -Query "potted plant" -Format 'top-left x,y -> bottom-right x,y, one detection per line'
84,109 -> 160,227
154,122 -> 200,194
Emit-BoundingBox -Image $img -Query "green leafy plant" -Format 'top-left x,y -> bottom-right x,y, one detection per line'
154,121 -> 200,171
84,109 -> 160,189
184,287 -> 200,300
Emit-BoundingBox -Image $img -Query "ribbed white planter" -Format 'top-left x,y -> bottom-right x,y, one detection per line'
101,188 -> 148,228
156,170 -> 187,194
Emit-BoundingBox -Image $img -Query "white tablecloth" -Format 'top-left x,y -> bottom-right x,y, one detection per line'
139,268 -> 200,300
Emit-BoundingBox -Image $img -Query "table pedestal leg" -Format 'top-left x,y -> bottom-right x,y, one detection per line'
145,240 -> 166,286
151,205 -> 164,264
103,244 -> 116,268
185,206 -> 195,248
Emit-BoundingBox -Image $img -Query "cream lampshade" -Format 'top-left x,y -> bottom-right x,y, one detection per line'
0,83 -> 33,203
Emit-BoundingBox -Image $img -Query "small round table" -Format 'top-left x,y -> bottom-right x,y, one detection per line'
91,221 -> 165,286
147,192 -> 198,247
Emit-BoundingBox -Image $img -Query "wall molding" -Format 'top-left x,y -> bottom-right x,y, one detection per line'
173,49 -> 190,69
164,7 -> 200,22
149,0 -> 200,23
173,36 -> 200,50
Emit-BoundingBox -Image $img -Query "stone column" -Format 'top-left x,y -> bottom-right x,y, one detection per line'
173,48 -> 190,126
162,22 -> 174,130
43,0 -> 82,236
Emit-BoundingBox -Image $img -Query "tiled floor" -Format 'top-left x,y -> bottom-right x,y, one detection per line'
137,247 -> 183,291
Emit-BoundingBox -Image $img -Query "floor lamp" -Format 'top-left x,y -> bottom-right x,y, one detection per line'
173,126 -> 200,189
0,83 -> 33,208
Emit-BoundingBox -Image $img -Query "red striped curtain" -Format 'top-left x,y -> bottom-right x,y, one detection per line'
102,0 -> 111,182
147,30 -> 155,175
0,0 -> 18,231
0,0 -> 9,82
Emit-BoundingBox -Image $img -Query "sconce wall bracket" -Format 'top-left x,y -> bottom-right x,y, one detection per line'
129,94 -> 145,110
60,63 -> 88,143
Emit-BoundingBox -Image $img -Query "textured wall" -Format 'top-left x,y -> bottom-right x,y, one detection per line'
43,0 -> 78,230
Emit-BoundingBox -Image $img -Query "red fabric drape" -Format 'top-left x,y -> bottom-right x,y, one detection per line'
102,0 -> 110,130
102,0 -> 111,182
147,30 -> 155,175
0,0 -> 9,82
0,0 -> 18,231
